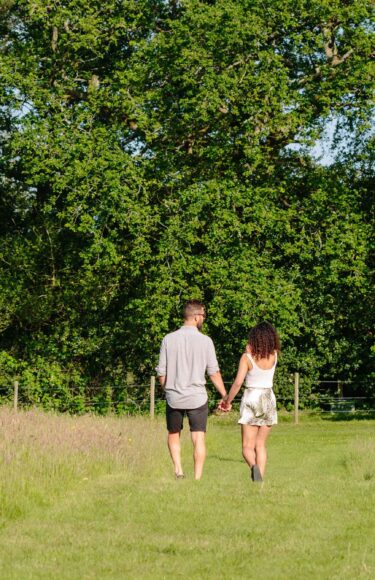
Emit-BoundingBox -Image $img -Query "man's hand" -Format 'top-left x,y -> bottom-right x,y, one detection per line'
217,396 -> 232,412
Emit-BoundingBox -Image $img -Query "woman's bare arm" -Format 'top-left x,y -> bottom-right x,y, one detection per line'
225,354 -> 251,405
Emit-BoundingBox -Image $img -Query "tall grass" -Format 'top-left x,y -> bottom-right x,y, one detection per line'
0,407 -> 165,527
340,438 -> 375,482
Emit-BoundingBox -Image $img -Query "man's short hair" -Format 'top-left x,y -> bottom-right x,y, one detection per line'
183,299 -> 205,320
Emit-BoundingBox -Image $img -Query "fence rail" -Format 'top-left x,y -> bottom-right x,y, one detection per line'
1,375 -> 374,422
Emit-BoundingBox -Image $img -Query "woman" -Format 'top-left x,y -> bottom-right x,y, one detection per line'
221,322 -> 280,482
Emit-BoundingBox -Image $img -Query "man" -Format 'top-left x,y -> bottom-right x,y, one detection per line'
156,299 -> 227,480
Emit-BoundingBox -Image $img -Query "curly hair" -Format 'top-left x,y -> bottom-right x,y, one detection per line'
248,322 -> 281,359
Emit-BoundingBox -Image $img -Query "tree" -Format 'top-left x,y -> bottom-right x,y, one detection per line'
0,1 -> 373,409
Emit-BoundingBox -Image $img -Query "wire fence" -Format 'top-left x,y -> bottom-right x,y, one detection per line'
1,376 -> 374,419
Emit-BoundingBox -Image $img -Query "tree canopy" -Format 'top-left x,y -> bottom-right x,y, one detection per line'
0,0 -> 374,408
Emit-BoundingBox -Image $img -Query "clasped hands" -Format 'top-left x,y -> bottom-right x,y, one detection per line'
217,395 -> 232,412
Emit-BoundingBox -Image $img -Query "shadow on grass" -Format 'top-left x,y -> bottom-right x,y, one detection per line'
322,412 -> 375,422
209,454 -> 242,463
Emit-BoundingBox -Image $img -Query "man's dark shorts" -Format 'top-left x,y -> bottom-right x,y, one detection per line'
166,401 -> 209,433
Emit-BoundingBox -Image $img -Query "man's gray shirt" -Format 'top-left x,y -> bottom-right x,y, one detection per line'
156,326 -> 220,409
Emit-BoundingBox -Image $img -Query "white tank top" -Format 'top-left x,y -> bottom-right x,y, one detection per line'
244,352 -> 277,389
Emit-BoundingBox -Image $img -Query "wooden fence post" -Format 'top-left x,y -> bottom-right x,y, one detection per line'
294,372 -> 299,424
13,380 -> 19,412
150,376 -> 155,419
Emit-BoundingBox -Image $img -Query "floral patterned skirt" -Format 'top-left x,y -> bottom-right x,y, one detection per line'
238,388 -> 277,426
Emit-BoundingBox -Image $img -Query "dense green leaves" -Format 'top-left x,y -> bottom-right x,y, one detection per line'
0,0 -> 373,408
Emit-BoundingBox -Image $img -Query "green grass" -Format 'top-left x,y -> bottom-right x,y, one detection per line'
0,408 -> 374,579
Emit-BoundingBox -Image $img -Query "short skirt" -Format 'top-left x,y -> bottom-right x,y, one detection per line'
238,388 -> 277,426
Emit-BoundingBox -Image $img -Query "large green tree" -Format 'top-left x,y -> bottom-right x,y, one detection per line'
0,0 -> 373,408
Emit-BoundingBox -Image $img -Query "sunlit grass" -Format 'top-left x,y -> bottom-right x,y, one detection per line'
0,408 -> 374,579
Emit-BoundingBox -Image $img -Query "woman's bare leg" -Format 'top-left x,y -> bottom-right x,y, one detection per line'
255,426 -> 272,477
241,425 -> 259,468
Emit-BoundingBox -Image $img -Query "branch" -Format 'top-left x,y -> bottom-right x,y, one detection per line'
51,26 -> 58,52
323,26 -> 353,67
332,49 -> 353,66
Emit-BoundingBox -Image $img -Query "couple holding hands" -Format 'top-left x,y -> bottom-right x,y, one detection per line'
156,300 -> 280,482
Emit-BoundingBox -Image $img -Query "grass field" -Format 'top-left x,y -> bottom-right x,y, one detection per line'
0,407 -> 374,579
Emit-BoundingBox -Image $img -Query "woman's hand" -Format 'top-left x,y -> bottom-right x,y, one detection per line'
217,396 -> 232,412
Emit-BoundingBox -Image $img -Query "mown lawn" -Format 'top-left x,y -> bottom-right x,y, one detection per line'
0,408 -> 374,579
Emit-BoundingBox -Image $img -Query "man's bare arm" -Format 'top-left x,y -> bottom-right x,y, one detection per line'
158,376 -> 166,388
209,371 -> 227,399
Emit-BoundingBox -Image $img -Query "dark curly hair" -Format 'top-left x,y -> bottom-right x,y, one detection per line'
248,322 -> 281,359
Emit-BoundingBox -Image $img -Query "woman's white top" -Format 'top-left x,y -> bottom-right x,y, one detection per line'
244,352 -> 277,389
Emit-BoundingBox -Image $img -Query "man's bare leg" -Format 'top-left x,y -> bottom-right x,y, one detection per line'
191,431 -> 206,480
167,431 -> 184,476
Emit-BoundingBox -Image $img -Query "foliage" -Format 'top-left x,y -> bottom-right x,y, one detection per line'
0,0 -> 373,409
